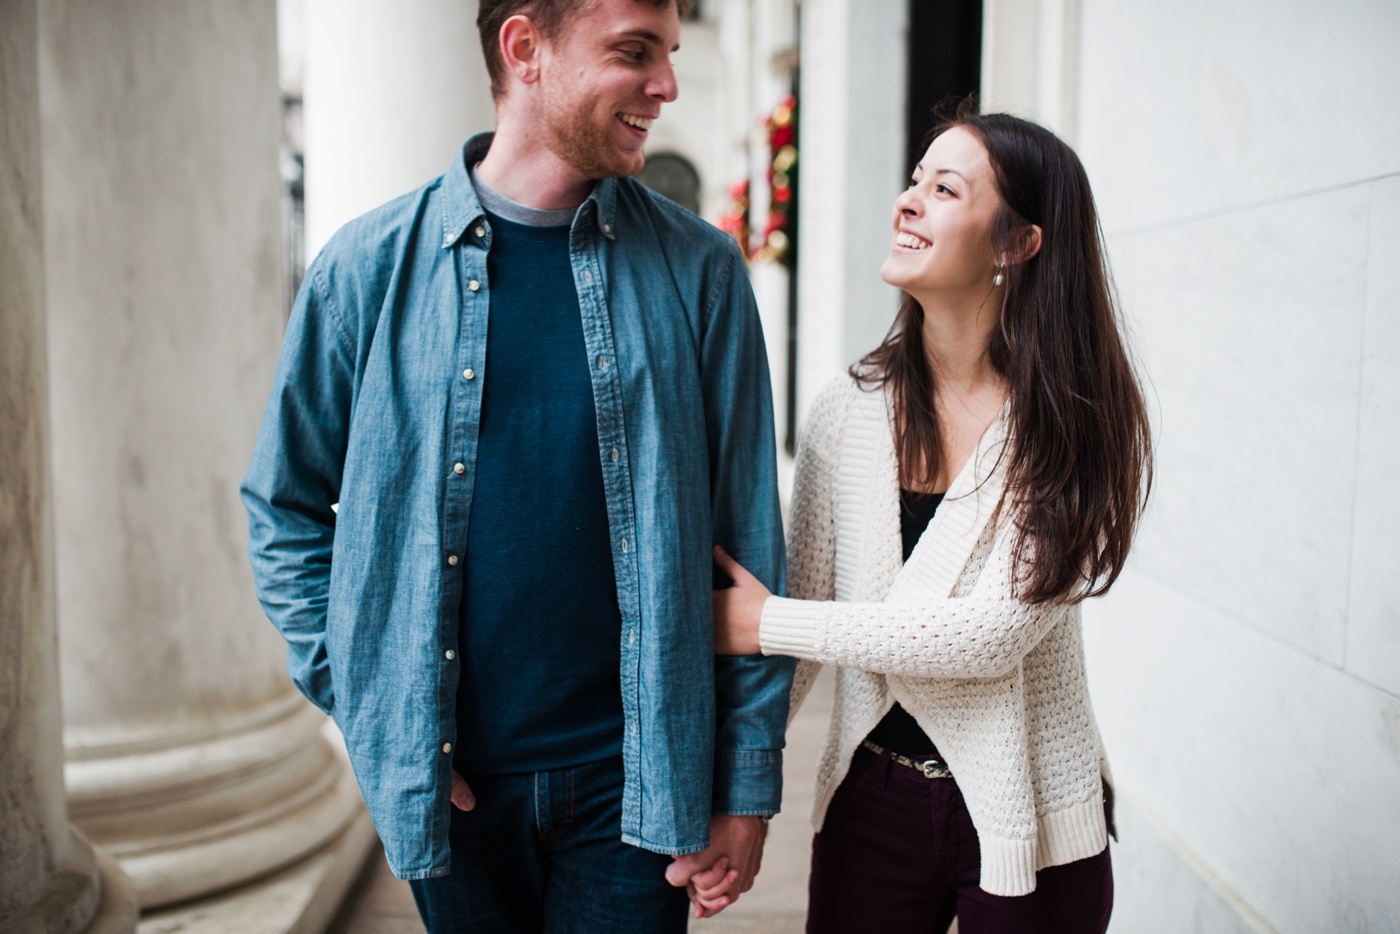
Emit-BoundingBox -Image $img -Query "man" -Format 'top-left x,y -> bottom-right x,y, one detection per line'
240,0 -> 794,930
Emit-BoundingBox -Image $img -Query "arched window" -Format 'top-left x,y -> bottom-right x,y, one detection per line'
635,152 -> 702,214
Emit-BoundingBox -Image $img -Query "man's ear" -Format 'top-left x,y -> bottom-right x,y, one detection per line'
1006,224 -> 1043,265
499,14 -> 544,87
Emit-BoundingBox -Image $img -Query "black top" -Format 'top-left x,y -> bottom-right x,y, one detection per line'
863,488 -> 945,758
455,210 -> 624,773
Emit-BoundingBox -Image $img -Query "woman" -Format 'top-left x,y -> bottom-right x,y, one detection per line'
708,107 -> 1152,932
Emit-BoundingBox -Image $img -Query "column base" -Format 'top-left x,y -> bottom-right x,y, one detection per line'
135,806 -> 377,934
88,847 -> 141,934
68,695 -> 366,910
0,833 -> 139,934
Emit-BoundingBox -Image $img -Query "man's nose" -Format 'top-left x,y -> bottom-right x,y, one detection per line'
648,62 -> 678,103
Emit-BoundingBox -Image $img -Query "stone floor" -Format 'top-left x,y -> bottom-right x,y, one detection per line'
327,670 -> 835,934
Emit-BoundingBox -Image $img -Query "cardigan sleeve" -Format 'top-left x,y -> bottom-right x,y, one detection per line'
779,378 -> 845,717
785,378 -> 841,603
760,526 -> 1071,680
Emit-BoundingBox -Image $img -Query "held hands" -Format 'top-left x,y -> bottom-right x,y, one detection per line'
665,814 -> 769,918
711,546 -> 770,656
453,772 -> 765,920
686,549 -> 772,916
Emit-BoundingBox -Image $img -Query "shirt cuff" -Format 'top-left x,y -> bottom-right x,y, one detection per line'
759,596 -> 823,660
712,748 -> 783,815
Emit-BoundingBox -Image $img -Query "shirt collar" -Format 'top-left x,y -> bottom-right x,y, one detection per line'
441,132 -> 618,250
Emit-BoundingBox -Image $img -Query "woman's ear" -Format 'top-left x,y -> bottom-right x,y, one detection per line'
1006,224 -> 1043,265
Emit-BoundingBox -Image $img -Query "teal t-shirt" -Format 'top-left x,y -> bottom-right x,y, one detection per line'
455,194 -> 623,774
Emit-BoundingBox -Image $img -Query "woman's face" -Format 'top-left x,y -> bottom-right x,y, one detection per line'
880,126 -> 1003,303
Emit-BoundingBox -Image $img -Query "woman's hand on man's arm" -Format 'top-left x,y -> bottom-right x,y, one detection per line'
712,545 -> 771,655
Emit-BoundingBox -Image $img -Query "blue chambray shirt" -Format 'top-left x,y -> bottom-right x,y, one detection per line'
241,134 -> 795,880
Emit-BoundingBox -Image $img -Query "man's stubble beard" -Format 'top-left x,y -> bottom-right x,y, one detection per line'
541,83 -> 646,181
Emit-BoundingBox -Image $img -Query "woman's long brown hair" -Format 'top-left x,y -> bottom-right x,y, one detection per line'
853,102 -> 1153,604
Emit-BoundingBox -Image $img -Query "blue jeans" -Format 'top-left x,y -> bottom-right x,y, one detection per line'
408,756 -> 689,933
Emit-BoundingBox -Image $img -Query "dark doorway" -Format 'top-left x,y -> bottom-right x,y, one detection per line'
906,0 -> 983,174
636,152 -> 702,214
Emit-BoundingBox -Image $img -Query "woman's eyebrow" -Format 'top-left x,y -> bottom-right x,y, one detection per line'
934,168 -> 968,183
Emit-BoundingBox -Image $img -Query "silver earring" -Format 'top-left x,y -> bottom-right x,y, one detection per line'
993,263 -> 1005,287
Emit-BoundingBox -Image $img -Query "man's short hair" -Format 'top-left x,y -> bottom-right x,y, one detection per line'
477,0 -> 695,100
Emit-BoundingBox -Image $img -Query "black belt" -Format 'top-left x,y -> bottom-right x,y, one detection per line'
860,739 -> 953,779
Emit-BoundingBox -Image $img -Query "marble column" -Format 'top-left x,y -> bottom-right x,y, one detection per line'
303,0 -> 494,258
0,2 -> 139,932
36,2 -> 373,926
794,0 -> 907,418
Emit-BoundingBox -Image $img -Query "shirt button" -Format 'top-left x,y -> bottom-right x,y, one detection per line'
468,279 -> 480,292
447,554 -> 459,566
628,627 -> 635,644
620,537 -> 629,554
445,649 -> 456,660
441,742 -> 452,753
610,447 -> 619,462
584,269 -> 593,284
463,368 -> 476,381
474,226 -> 485,238
596,355 -> 608,371
453,463 -> 466,475
603,223 -> 613,235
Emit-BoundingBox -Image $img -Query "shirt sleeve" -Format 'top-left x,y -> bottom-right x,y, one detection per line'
239,259 -> 357,715
702,242 -> 797,816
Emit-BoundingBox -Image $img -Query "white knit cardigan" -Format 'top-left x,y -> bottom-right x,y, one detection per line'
760,375 -> 1112,897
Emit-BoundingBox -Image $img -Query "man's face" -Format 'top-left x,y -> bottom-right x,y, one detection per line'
536,0 -> 681,179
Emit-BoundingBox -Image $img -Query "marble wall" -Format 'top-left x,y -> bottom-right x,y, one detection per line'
1067,0 -> 1400,930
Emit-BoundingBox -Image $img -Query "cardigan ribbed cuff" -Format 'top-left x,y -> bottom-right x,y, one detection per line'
760,596 -> 823,659
976,837 -> 1039,897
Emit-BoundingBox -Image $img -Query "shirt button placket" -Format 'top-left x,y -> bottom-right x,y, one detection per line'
451,247 -> 474,702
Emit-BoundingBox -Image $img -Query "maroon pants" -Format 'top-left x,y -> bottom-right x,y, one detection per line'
807,745 -> 1113,934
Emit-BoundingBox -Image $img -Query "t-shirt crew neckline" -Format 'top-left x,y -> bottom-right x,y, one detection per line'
469,162 -> 586,229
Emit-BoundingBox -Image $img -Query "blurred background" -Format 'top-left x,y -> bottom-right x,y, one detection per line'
2,1 -> 1397,932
